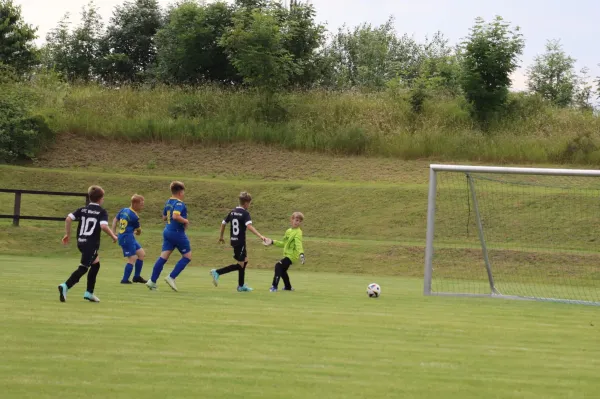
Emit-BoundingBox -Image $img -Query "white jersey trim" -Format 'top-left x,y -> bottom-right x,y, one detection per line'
222,220 -> 227,225
245,221 -> 253,226
100,221 -> 109,226
68,213 -> 76,220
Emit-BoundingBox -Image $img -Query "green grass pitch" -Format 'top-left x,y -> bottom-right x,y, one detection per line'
1,255 -> 598,399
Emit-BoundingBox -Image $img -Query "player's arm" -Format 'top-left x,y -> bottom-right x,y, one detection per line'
172,212 -> 188,226
62,209 -> 79,245
219,221 -> 227,243
294,231 -> 305,264
111,216 -> 119,235
272,233 -> 287,248
100,210 -> 117,243
102,224 -> 118,243
247,224 -> 265,241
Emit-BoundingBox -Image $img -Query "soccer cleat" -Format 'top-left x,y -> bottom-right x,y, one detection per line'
281,287 -> 295,291
237,285 -> 253,292
210,269 -> 219,287
120,280 -> 133,284
146,280 -> 158,290
84,292 -> 100,303
132,276 -> 147,284
269,286 -> 277,292
58,283 -> 68,302
165,276 -> 178,292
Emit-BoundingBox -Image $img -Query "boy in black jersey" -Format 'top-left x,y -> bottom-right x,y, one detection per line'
210,192 -> 266,292
57,186 -> 118,303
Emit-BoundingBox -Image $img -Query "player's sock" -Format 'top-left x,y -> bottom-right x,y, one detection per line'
271,261 -> 283,288
66,265 -> 88,289
216,264 -> 241,275
86,262 -> 100,293
134,259 -> 144,278
238,262 -> 247,287
122,263 -> 133,282
151,257 -> 167,283
169,257 -> 191,279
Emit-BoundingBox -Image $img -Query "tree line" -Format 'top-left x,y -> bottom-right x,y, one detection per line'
1,0 -> 599,125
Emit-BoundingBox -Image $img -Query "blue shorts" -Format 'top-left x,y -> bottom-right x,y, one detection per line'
119,235 -> 142,257
162,230 -> 191,254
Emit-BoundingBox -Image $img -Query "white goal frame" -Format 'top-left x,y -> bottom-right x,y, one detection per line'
424,164 -> 600,305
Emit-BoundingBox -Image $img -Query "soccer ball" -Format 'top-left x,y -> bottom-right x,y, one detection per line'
367,283 -> 381,298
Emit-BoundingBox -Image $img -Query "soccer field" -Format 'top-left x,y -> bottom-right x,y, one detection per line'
1,255 -> 598,399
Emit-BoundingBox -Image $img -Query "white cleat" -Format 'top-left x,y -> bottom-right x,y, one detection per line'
84,292 -> 100,302
146,280 -> 158,290
165,276 -> 178,292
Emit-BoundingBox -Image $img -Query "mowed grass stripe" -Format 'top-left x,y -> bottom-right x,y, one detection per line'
1,256 -> 599,399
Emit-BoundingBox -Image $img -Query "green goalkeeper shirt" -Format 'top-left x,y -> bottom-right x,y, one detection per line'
273,227 -> 304,262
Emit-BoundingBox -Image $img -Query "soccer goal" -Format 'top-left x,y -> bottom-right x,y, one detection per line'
424,164 -> 600,305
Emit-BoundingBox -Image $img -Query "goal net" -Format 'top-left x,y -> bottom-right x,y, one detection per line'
424,164 -> 600,305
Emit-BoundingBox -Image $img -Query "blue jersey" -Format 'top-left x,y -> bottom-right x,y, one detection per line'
116,208 -> 140,238
163,198 -> 187,232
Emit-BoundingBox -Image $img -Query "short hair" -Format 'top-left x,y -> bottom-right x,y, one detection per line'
292,211 -> 304,221
88,185 -> 105,203
170,181 -> 185,195
131,194 -> 144,206
239,191 -> 252,205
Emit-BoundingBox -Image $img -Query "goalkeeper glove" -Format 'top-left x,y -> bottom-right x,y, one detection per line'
299,253 -> 305,265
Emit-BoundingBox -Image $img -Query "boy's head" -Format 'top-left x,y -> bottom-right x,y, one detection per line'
170,181 -> 185,199
239,191 -> 252,209
290,211 -> 304,228
88,185 -> 105,205
131,194 -> 145,212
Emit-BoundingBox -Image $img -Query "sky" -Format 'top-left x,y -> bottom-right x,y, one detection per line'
15,0 -> 600,90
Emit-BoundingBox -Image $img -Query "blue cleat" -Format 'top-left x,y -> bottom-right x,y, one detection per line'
58,283 -> 68,302
237,285 -> 253,292
269,286 -> 277,292
210,269 -> 219,287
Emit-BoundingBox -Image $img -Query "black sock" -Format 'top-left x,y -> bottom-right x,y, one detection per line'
86,262 -> 100,293
238,262 -> 247,287
66,265 -> 88,289
217,264 -> 242,275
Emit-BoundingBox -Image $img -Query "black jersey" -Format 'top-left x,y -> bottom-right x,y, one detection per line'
222,207 -> 252,246
68,203 -> 109,249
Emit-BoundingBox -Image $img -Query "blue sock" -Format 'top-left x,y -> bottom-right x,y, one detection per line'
151,257 -> 168,283
169,257 -> 191,279
122,263 -> 133,282
134,259 -> 143,278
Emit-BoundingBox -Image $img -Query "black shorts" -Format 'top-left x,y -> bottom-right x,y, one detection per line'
232,244 -> 247,262
78,245 -> 99,267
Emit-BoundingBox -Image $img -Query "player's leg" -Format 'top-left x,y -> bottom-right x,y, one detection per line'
236,247 -> 252,292
58,246 -> 91,302
280,258 -> 293,291
132,243 -> 147,283
165,235 -> 192,291
84,253 -> 101,302
212,245 -> 243,287
120,237 -> 136,284
270,259 -> 285,292
148,231 -> 174,289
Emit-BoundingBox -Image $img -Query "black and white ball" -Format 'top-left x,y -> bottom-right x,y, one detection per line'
367,283 -> 381,298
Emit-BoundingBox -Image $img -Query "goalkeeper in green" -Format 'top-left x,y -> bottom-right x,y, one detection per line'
264,212 -> 305,292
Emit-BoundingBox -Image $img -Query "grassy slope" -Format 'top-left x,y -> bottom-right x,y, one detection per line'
1,256 -> 599,399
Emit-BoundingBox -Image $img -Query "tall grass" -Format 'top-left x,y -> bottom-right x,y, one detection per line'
30,79 -> 600,164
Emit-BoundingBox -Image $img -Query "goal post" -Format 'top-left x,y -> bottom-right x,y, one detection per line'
424,164 -> 600,305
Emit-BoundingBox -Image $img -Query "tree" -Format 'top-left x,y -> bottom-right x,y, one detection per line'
43,2 -> 104,82
526,40 -> 576,107
99,0 -> 163,84
220,7 -> 298,90
573,67 -> 594,112
461,16 -> 524,125
0,0 -> 38,74
155,1 -> 237,84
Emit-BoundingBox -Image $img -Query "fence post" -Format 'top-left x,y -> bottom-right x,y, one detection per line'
13,192 -> 22,227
